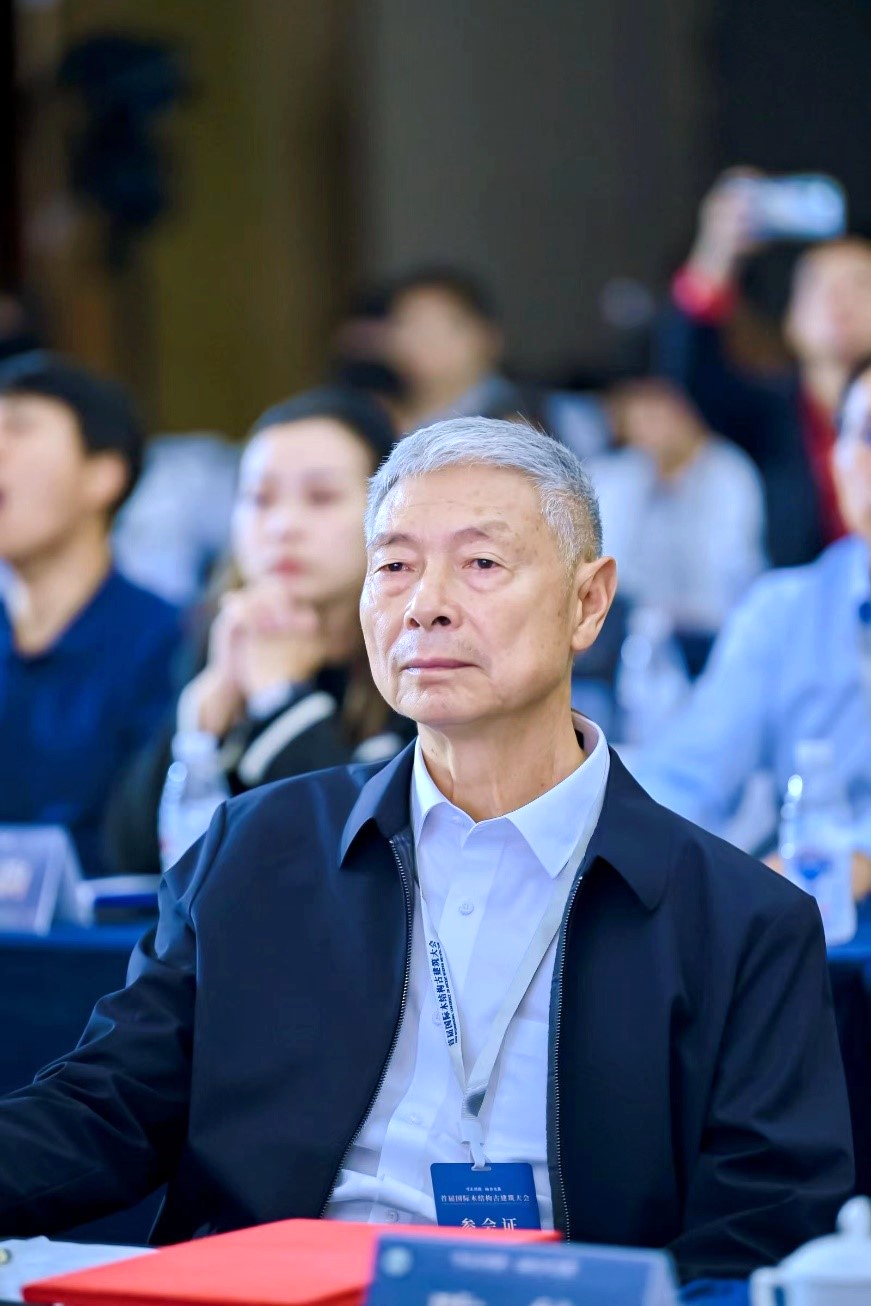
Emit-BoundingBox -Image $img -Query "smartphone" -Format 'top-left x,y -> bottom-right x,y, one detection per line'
732,174 -> 847,242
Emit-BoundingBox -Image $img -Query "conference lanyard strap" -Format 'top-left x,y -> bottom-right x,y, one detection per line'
419,794 -> 602,1170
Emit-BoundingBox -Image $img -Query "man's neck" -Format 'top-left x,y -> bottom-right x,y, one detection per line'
801,358 -> 849,417
418,697 -> 585,823
403,370 -> 493,429
6,530 -> 113,655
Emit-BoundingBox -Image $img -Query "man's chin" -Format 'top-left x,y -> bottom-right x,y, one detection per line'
394,691 -> 485,733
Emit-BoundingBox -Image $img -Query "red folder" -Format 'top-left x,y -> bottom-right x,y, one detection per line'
23,1219 -> 560,1306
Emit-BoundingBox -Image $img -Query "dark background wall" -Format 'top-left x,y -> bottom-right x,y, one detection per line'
354,0 -> 717,378
7,0 -> 871,426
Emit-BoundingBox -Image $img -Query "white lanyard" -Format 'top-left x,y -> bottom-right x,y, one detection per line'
418,796 -> 602,1171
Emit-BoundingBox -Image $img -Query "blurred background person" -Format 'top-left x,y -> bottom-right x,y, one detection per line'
327,284 -> 409,428
387,266 -> 538,430
386,266 -> 609,457
108,386 -> 413,876
659,169 -> 871,569
587,377 -> 766,650
0,353 -> 181,878
630,358 -> 871,899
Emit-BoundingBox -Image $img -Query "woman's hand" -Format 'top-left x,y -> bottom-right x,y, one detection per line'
183,578 -> 328,737
231,577 -> 327,698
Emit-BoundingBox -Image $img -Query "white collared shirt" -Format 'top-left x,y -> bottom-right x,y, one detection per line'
323,712 -> 610,1228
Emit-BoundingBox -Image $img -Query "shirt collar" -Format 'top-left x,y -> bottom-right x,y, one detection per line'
410,712 -> 610,879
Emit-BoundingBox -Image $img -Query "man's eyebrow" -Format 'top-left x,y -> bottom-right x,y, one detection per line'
369,530 -> 416,551
369,521 -> 516,551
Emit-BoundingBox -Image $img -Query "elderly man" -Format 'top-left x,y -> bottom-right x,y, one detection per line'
0,419 -> 852,1283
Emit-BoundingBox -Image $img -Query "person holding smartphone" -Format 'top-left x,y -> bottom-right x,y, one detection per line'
657,168 -> 871,569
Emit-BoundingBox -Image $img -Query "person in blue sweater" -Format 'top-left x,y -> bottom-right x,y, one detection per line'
0,352 -> 181,877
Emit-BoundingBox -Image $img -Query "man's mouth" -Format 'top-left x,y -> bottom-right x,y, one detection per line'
402,658 -> 473,671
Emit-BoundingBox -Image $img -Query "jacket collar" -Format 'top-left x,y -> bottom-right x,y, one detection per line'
339,739 -> 672,912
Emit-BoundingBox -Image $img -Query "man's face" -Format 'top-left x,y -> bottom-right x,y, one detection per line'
786,242 -> 871,367
0,394 -> 114,567
360,465 -> 615,732
834,373 -> 871,540
389,288 -> 501,393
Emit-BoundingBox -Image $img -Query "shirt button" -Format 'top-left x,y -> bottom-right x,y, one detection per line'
408,1112 -> 422,1125
431,1012 -> 441,1025
459,900 -> 475,915
384,1209 -> 399,1223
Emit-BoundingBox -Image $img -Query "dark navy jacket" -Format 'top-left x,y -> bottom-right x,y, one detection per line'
0,745 -> 853,1282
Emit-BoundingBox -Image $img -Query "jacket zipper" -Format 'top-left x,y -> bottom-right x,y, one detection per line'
318,836 -> 414,1214
552,868 -> 588,1240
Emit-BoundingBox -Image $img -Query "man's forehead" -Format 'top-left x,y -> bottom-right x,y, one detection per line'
369,471 -> 542,549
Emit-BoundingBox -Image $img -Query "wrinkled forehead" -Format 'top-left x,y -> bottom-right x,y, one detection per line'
368,466 -> 545,549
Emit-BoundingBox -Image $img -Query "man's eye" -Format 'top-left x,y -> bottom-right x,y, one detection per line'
379,561 -> 407,573
471,558 -> 497,570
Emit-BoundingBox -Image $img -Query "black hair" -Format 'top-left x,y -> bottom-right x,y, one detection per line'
0,350 -> 144,511
388,266 -> 500,324
249,385 -> 396,470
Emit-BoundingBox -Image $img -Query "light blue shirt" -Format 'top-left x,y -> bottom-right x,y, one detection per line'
631,535 -> 871,854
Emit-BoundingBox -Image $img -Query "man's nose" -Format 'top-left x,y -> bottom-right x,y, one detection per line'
404,568 -> 457,629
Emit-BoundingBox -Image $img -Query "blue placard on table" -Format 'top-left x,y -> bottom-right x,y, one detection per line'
366,1233 -> 679,1306
0,826 -> 86,935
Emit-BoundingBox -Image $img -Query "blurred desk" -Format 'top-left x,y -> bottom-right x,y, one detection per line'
0,924 -> 143,1096
0,923 -> 160,1245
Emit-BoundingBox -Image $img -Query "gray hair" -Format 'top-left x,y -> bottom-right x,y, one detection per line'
365,416 -> 602,567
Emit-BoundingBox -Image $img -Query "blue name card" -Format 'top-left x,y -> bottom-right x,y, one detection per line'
0,826 -> 85,935
366,1233 -> 679,1306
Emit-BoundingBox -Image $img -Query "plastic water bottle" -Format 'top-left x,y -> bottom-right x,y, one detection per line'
615,606 -> 690,745
778,739 -> 856,945
158,731 -> 229,873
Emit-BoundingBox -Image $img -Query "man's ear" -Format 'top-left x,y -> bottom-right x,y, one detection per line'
84,451 -> 130,518
570,555 -> 618,656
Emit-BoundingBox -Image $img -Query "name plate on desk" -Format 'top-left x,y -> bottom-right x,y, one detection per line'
367,1234 -> 678,1306
0,826 -> 85,934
